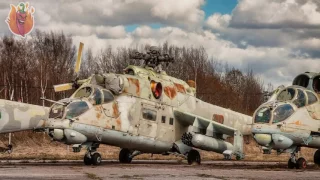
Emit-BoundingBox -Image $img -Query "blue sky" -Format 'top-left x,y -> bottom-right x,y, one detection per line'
203,0 -> 237,17
125,0 -> 238,32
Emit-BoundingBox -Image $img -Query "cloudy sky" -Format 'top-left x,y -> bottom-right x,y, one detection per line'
1,0 -> 320,87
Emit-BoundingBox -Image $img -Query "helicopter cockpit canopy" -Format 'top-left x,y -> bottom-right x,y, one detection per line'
65,101 -> 89,119
276,87 -> 318,108
254,103 -> 295,124
72,85 -> 114,105
254,86 -> 319,124
49,99 -> 91,120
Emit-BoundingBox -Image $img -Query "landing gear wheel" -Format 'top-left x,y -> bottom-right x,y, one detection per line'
84,154 -> 92,165
296,157 -> 307,169
91,153 -> 102,166
288,159 -> 296,169
119,148 -> 132,163
187,149 -> 201,165
314,149 -> 320,166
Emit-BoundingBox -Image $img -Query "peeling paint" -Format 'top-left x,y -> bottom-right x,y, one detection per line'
164,86 -> 177,99
174,83 -> 186,93
112,103 -> 120,117
127,78 -> 140,96
212,114 -> 224,124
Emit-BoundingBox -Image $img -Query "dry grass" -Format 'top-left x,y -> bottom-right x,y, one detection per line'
0,131 -> 317,162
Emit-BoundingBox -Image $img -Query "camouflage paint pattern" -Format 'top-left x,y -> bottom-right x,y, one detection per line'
0,99 -> 49,133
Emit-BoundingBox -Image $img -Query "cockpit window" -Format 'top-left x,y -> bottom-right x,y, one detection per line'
254,107 -> 271,123
306,91 -> 318,105
277,88 -> 296,101
74,87 -> 92,98
66,101 -> 89,119
103,90 -> 114,103
92,88 -> 102,105
272,104 -> 294,123
293,89 -> 306,108
49,103 -> 64,118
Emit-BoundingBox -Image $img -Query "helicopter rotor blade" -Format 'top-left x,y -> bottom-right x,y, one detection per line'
53,83 -> 73,92
74,42 -> 84,74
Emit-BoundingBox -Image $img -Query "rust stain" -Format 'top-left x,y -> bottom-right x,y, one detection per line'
123,87 -> 128,93
127,78 -> 140,95
115,117 -> 121,131
94,106 -> 100,111
96,112 -> 101,119
212,114 -> 224,124
112,103 -> 120,117
174,83 -> 186,93
187,80 -> 196,88
164,86 -> 177,99
289,120 -> 306,126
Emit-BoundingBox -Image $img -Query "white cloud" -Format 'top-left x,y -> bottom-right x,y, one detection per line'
230,0 -> 320,28
206,13 -> 231,30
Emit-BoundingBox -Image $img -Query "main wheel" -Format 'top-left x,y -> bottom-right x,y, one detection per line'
314,149 -> 320,166
119,148 -> 132,163
91,153 -> 102,166
84,154 -> 92,165
287,159 -> 295,169
187,149 -> 201,165
296,157 -> 307,169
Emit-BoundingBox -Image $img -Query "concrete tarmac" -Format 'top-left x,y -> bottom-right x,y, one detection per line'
0,160 -> 319,180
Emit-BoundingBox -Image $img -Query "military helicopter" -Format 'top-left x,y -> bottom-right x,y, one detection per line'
0,43 -> 252,165
252,72 -> 320,169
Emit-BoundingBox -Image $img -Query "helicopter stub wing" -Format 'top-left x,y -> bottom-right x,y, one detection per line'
174,110 -> 236,136
0,99 -> 49,133
174,110 -> 244,158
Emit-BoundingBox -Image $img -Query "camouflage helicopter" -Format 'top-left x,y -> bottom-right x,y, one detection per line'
0,43 -> 252,165
252,72 -> 320,169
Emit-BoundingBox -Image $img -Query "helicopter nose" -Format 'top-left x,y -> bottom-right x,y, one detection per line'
253,134 -> 272,146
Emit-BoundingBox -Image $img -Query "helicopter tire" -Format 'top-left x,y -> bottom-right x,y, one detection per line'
84,154 -> 92,165
187,149 -> 201,165
119,148 -> 132,163
313,149 -> 320,166
91,152 -> 102,166
287,159 -> 295,169
296,157 -> 307,169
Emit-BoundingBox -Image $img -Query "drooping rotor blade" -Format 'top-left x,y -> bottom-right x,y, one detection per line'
53,83 -> 73,92
75,42 -> 84,74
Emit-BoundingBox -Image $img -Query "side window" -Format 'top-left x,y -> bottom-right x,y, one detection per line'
92,88 -> 102,105
293,89 -> 306,108
74,87 -> 92,98
307,91 -> 318,105
161,116 -> 166,123
142,108 -> 157,121
277,88 -> 296,101
169,117 -> 174,125
103,90 -> 114,103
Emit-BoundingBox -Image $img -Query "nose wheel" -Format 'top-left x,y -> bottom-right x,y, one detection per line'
84,152 -> 102,166
83,143 -> 101,166
288,149 -> 307,169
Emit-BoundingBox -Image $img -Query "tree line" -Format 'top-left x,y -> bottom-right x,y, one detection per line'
0,30 -> 266,115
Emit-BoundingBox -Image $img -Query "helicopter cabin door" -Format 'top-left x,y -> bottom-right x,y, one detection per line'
156,106 -> 175,142
138,103 -> 158,138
